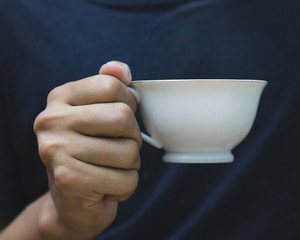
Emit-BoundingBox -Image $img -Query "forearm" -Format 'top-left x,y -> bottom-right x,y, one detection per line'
0,193 -> 46,240
0,192 -> 97,240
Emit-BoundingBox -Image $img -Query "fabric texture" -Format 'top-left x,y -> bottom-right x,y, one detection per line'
0,0 -> 299,239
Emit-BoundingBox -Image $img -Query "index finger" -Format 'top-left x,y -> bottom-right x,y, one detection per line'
48,75 -> 137,112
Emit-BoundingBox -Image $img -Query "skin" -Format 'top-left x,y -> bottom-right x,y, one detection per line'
0,61 -> 142,240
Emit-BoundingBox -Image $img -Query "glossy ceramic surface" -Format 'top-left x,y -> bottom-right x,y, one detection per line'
131,79 -> 267,163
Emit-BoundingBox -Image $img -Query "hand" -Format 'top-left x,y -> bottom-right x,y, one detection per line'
34,61 -> 142,239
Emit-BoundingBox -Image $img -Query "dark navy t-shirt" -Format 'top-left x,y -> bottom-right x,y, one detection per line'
1,0 -> 299,239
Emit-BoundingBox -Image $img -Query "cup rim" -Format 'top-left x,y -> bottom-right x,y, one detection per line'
132,79 -> 267,84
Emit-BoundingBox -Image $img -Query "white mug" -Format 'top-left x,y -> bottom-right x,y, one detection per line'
130,79 -> 267,163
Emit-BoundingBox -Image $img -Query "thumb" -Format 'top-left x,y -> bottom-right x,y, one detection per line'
99,61 -> 132,86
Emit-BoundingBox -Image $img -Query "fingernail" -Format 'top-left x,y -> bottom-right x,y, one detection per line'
124,64 -> 132,82
106,61 -> 132,83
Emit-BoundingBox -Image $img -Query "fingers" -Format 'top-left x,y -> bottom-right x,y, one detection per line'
47,74 -> 137,112
37,129 -> 141,170
38,128 -> 141,203
34,102 -> 142,148
72,103 -> 141,139
51,157 -> 139,202
63,132 -> 141,170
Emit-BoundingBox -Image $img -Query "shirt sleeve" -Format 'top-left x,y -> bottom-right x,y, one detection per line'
0,93 -> 20,223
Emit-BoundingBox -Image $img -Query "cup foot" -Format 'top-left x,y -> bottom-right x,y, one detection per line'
162,151 -> 234,163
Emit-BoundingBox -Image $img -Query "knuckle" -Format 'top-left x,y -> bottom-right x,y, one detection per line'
33,111 -> 46,133
53,165 -> 76,192
47,85 -> 64,103
125,141 -> 141,170
47,81 -> 76,103
114,103 -> 133,126
120,170 -> 139,196
34,110 -> 53,132
34,108 -> 69,133
38,139 -> 65,166
102,77 -> 121,100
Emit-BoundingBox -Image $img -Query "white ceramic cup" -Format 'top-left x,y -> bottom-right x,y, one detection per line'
129,79 -> 267,163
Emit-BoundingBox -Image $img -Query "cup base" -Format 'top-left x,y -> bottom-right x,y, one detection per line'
162,151 -> 234,164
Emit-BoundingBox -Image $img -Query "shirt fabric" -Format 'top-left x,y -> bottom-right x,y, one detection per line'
0,0 -> 300,239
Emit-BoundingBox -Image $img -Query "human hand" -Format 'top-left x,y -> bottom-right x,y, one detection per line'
34,61 -> 142,239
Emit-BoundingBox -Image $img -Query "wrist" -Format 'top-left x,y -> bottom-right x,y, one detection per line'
38,193 -> 95,240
